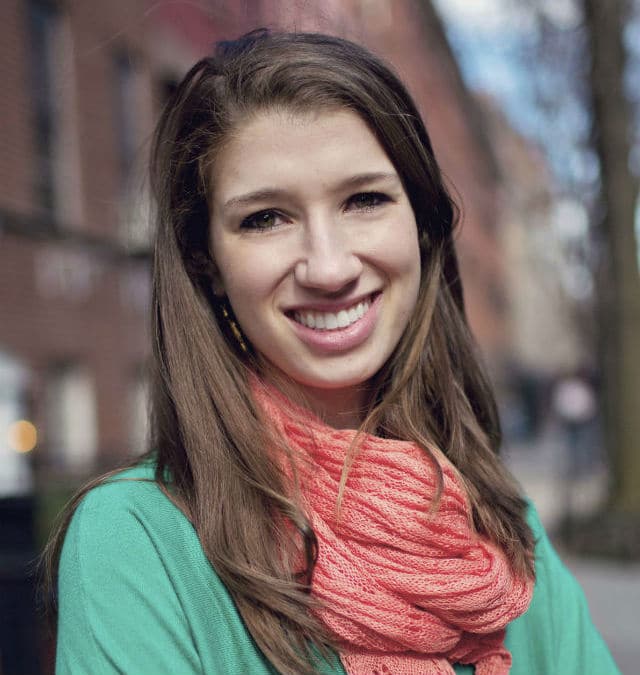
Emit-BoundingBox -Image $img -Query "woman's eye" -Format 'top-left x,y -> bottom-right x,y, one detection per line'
240,210 -> 284,230
347,192 -> 390,212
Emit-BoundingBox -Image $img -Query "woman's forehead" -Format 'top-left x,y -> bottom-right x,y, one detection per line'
209,108 -> 397,202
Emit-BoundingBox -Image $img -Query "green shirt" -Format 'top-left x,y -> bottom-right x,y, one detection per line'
57,462 -> 621,675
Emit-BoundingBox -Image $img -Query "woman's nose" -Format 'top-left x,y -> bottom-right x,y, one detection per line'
294,222 -> 363,293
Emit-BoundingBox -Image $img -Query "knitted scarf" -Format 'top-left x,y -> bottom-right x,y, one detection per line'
254,385 -> 534,675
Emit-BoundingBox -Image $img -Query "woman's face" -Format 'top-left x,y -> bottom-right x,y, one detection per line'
209,108 -> 421,425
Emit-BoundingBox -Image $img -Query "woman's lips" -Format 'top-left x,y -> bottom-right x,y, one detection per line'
286,293 -> 381,353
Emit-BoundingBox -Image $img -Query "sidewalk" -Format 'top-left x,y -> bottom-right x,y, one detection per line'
504,433 -> 639,675
566,556 -> 640,675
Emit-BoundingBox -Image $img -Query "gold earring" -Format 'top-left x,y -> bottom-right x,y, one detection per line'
221,304 -> 248,353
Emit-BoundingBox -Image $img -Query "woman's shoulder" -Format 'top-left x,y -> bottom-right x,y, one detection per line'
58,461 -> 222,674
74,459 -> 161,507
70,459 -> 178,524
57,459 -> 285,675
63,458 -> 198,567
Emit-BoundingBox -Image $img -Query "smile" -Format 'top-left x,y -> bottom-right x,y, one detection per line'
292,297 -> 372,330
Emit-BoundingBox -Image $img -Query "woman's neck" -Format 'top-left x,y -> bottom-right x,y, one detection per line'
299,384 -> 369,430
256,360 -> 371,429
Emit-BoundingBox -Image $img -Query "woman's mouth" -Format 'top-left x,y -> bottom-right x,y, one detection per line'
292,296 -> 372,330
285,293 -> 381,353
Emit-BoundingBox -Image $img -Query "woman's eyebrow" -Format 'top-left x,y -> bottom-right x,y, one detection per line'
223,188 -> 288,211
336,171 -> 400,191
222,172 -> 401,211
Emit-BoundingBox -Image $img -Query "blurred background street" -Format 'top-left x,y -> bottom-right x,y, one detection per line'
567,556 -> 640,675
1,1 -> 639,673
506,431 -> 640,675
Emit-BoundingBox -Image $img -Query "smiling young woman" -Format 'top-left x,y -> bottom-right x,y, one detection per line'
45,30 -> 620,675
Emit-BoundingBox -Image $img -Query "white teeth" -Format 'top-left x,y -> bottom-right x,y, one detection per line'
325,313 -> 338,329
293,297 -> 373,330
336,310 -> 350,328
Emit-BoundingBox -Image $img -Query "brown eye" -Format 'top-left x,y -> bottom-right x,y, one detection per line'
240,210 -> 283,230
347,192 -> 390,212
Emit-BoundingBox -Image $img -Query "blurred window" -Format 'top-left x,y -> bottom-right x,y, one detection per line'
45,363 -> 98,472
0,353 -> 33,497
29,0 -> 58,214
119,261 -> 151,313
129,366 -> 149,455
28,0 -> 83,225
115,52 -> 153,250
114,52 -> 138,191
488,278 -> 508,315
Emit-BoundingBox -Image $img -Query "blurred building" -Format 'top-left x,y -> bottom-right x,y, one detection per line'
478,97 -> 593,443
0,0 -> 508,493
483,99 -> 587,372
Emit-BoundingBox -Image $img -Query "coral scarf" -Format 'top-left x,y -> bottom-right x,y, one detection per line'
254,385 -> 534,675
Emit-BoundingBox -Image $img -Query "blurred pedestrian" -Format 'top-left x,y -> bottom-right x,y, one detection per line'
553,374 -> 598,477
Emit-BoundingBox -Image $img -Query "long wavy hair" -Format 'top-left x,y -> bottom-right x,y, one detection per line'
45,30 -> 534,675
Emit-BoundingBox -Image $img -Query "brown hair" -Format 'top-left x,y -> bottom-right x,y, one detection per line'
45,30 -> 534,674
